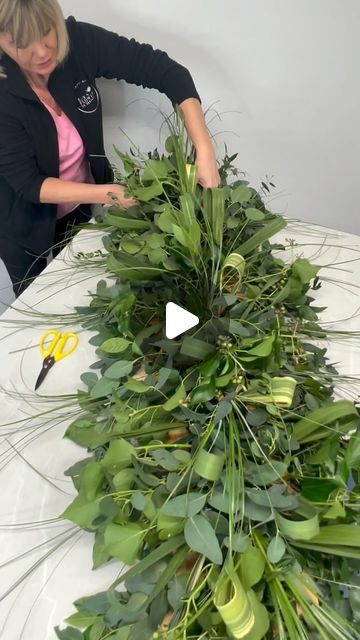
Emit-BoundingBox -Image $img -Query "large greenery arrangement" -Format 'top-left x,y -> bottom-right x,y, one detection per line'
22,116 -> 360,639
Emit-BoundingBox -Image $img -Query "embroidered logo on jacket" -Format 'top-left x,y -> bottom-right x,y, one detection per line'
74,80 -> 99,114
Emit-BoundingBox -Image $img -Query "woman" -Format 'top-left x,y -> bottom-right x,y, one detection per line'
0,0 -> 220,296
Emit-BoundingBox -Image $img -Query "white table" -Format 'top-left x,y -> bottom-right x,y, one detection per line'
0,221 -> 359,639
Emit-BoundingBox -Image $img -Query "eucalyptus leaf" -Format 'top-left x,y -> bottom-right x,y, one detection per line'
184,515 -> 223,564
267,536 -> 286,563
90,376 -> 118,399
104,360 -> 134,379
167,575 -> 188,611
161,493 -> 207,518
100,338 -> 131,354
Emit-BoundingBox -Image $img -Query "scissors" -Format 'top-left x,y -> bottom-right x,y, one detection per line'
35,329 -> 79,390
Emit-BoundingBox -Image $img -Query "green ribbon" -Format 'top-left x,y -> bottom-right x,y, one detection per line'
214,562 -> 255,638
220,253 -> 246,293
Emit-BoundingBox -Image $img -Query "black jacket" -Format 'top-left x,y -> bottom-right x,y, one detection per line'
0,16 -> 200,257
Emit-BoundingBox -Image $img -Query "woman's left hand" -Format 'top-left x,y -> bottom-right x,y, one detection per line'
195,145 -> 221,189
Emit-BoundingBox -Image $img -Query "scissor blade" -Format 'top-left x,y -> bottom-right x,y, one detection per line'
35,355 -> 55,391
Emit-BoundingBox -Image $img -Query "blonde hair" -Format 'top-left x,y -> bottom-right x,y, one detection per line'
0,0 -> 69,66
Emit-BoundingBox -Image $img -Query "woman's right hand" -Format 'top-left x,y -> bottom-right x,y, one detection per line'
103,183 -> 138,208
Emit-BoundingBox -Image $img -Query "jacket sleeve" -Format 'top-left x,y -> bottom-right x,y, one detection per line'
0,108 -> 46,202
69,17 -> 201,106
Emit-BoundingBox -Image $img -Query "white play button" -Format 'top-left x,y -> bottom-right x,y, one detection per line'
165,302 -> 199,339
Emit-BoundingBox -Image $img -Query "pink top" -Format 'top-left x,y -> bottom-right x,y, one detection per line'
41,101 -> 92,218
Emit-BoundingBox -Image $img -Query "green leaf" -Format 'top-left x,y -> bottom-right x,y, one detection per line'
89,620 -> 106,640
125,560 -> 167,595
345,432 -> 360,469
173,225 -> 191,249
242,334 -> 275,358
163,382 -> 186,411
199,353 -> 220,376
301,477 -> 339,502
100,338 -> 131,354
292,258 -> 319,284
243,499 -> 272,522
309,525 -> 360,547
349,576 -> 360,623
61,495 -> 101,530
101,439 -> 136,473
184,514 -> 223,564
146,232 -> 166,249
202,188 -> 225,245
145,547 -> 188,608
79,462 -> 104,501
154,366 -> 175,390
74,592 -> 108,615
305,392 -> 320,411
103,213 -> 150,230
224,534 -> 250,553
292,541 -> 360,559
99,496 -> 118,519
55,627 -> 84,640
132,182 -> 163,201
323,501 -> 346,520
128,620 -> 152,640
180,336 -> 215,360
231,185 -> 252,204
111,534 -> 185,589
123,379 -> 151,393
238,546 -> 266,590
245,461 -> 287,485
167,575 -> 188,612
214,400 -> 232,424
161,493 -> 207,518
107,254 -> 161,280
246,408 -> 268,427
113,468 -> 136,491
121,238 -> 144,254
245,208 -> 265,221
246,485 -> 298,510
157,513 -> 185,537
191,380 -> 216,404
90,377 -> 118,399
208,491 -> 231,514
147,248 -> 167,265
131,492 -> 148,511
157,207 -> 176,233
92,531 -> 111,569
65,612 -> 100,630
104,523 -> 145,563
267,536 -> 286,563
142,159 -> 169,181
235,217 -> 286,256
293,400 -> 359,443
150,448 -> 179,471
80,372 -> 98,389
104,360 -> 134,379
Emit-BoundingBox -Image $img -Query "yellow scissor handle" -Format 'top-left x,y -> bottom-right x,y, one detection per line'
40,330 -> 79,361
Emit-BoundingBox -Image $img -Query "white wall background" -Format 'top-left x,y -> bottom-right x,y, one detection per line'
1,0 -> 360,308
